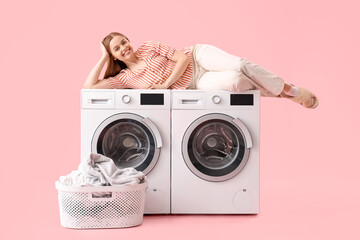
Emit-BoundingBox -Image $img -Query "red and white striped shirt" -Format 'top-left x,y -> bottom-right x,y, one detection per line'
106,41 -> 193,89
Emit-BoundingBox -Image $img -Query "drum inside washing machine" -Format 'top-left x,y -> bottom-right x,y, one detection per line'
92,113 -> 161,175
182,113 -> 252,182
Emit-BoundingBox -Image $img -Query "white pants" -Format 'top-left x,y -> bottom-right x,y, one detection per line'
189,44 -> 285,97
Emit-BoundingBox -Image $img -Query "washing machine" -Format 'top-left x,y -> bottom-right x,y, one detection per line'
171,90 -> 260,214
81,89 -> 171,214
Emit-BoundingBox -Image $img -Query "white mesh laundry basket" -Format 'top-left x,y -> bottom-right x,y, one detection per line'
55,181 -> 147,229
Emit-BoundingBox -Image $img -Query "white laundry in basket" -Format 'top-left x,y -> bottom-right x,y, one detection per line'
59,153 -> 146,187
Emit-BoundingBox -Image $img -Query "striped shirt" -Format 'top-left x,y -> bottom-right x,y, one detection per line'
106,41 -> 193,89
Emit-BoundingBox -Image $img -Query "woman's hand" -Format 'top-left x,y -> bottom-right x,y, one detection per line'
157,50 -> 190,89
100,42 -> 110,59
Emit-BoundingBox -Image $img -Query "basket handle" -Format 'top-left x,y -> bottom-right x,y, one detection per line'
88,191 -> 115,201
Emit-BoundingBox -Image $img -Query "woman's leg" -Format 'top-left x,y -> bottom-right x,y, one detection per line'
196,70 -> 254,92
193,44 -> 319,108
193,44 -> 285,96
283,83 -> 300,96
193,44 -> 243,72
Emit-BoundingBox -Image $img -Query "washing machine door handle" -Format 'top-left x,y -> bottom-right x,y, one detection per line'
233,118 -> 253,149
142,117 -> 162,148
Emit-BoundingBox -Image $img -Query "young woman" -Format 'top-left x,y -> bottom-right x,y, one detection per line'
84,32 -> 319,108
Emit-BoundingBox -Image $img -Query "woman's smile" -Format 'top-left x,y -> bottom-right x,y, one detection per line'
122,48 -> 130,56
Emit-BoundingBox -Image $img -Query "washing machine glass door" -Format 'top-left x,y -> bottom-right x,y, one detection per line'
182,113 -> 252,182
92,113 -> 162,175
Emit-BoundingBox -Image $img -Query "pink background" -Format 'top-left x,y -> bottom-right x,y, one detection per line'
1,0 -> 359,239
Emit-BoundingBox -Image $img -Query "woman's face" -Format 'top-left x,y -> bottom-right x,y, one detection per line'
109,35 -> 134,62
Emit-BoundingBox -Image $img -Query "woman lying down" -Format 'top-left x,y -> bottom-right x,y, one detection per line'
84,32 -> 318,109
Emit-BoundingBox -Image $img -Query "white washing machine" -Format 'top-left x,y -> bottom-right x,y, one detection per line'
81,89 -> 171,214
171,90 -> 260,214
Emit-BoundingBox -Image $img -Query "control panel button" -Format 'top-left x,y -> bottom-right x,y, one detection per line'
212,95 -> 221,104
122,95 -> 131,104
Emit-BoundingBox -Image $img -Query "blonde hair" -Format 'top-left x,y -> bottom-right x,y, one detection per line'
102,32 -> 129,79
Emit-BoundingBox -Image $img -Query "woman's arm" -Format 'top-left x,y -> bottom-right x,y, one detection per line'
83,43 -> 112,89
151,49 -> 190,89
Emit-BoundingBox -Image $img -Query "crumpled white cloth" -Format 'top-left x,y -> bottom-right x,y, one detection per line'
59,153 -> 145,187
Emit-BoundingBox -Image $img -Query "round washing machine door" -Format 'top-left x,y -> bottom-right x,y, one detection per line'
182,113 -> 252,182
92,113 -> 162,175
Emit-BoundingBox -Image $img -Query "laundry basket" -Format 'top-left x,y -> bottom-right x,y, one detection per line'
55,181 -> 147,229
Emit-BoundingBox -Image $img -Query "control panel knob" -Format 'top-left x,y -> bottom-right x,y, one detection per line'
212,95 -> 221,104
122,95 -> 131,104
